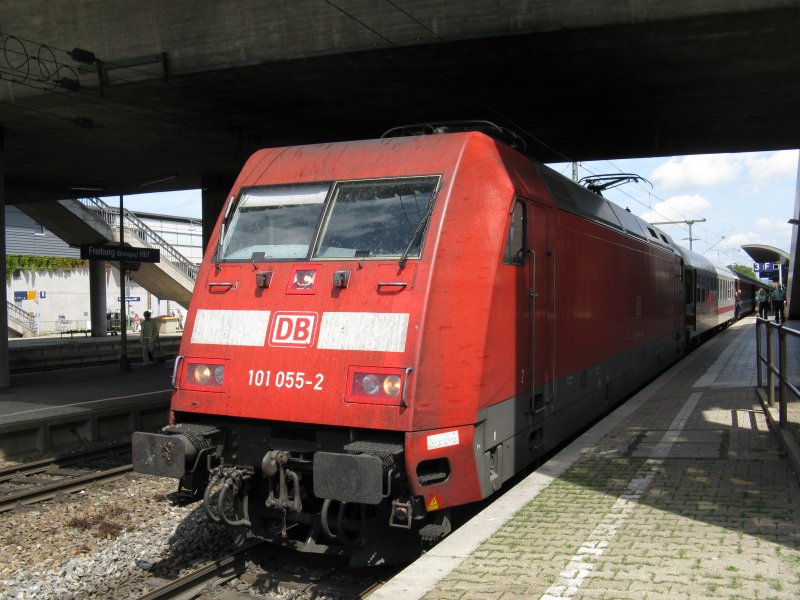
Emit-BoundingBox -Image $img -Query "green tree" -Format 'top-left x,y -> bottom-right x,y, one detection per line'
727,263 -> 758,280
6,255 -> 89,282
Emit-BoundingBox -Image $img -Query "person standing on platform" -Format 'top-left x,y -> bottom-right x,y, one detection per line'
771,284 -> 786,324
756,288 -> 769,319
140,311 -> 160,364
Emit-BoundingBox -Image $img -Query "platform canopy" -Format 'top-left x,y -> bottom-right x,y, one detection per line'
741,245 -> 791,266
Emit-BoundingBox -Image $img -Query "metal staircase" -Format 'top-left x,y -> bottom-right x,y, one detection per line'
7,301 -> 36,338
16,197 -> 197,308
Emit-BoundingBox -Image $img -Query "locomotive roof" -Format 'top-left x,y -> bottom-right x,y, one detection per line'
241,130 -> 678,258
531,162 -> 678,253
678,245 -> 737,279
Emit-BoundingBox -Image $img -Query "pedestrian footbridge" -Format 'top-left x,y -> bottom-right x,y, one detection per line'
17,197 -> 197,308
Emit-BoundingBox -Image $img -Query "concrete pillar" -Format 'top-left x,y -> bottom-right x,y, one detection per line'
201,176 -> 235,255
89,260 -> 107,336
0,127 -> 9,389
788,155 -> 799,320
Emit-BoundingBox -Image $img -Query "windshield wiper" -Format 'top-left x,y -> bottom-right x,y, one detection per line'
398,189 -> 439,269
213,197 -> 236,270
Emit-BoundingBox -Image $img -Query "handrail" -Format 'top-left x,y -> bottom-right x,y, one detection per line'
755,318 -> 800,428
7,301 -> 35,330
75,197 -> 199,281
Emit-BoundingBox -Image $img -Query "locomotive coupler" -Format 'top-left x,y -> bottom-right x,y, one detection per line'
389,498 -> 413,529
262,450 -> 303,512
262,450 -> 302,538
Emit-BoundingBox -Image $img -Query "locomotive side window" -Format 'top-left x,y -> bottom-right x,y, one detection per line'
503,200 -> 526,265
220,184 -> 329,260
314,176 -> 440,259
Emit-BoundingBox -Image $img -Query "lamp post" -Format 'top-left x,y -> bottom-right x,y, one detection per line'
117,172 -> 178,372
119,184 -> 130,371
73,172 -> 177,372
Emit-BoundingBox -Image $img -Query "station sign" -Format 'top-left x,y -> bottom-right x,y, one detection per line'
80,244 -> 160,263
753,262 -> 784,282
118,296 -> 141,302
753,262 -> 780,273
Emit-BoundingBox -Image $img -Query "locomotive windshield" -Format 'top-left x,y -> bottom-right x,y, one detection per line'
220,176 -> 439,261
316,177 -> 439,259
220,183 -> 328,260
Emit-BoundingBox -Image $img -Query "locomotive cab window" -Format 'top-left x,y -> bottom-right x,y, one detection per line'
503,200 -> 526,265
314,176 -> 440,259
220,183 -> 329,260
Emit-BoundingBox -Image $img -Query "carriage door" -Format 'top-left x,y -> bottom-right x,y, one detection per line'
526,201 -> 551,396
685,265 -> 697,332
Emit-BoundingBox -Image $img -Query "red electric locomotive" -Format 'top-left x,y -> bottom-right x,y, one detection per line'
134,123 -> 689,562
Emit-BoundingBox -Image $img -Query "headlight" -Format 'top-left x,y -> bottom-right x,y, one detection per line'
293,269 -> 316,289
349,368 -> 408,405
192,365 -> 212,385
184,361 -> 226,390
383,375 -> 402,397
361,374 -> 381,395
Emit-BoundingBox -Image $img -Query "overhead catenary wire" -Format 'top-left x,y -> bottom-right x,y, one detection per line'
569,160 -> 752,262
600,157 -> 749,257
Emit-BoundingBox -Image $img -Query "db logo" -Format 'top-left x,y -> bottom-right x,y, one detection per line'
269,312 -> 318,348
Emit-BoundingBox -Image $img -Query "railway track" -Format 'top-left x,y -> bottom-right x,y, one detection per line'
0,443 -> 133,512
137,541 -> 399,600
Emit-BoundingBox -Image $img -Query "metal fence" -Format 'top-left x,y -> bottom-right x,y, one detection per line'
756,318 -> 800,439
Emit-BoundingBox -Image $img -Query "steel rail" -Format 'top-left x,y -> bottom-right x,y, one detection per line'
136,543 -> 265,600
0,463 -> 133,513
0,442 -> 132,481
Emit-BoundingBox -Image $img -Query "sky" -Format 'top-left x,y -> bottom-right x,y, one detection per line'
548,149 -> 799,269
117,149 -> 799,270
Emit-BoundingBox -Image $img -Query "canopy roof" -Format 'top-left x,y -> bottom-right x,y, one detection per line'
741,244 -> 791,265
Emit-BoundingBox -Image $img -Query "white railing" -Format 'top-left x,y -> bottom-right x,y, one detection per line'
75,197 -> 199,281
7,301 -> 35,331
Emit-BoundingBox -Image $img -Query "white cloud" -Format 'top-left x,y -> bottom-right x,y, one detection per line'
650,155 -> 739,190
717,217 -> 792,253
640,194 -> 711,223
741,150 -> 799,192
649,150 -> 798,194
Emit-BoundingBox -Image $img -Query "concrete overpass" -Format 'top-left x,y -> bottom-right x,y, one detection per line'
1,1 -> 800,384
1,2 -> 799,201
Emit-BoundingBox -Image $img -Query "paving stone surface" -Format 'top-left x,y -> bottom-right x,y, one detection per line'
412,318 -> 800,600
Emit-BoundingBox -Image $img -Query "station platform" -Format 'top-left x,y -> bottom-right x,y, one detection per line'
0,357 -> 174,459
373,316 -> 800,599
7,332 -> 181,373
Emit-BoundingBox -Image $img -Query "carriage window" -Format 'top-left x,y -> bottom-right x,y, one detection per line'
503,201 -> 526,265
314,176 -> 439,259
220,183 -> 329,260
